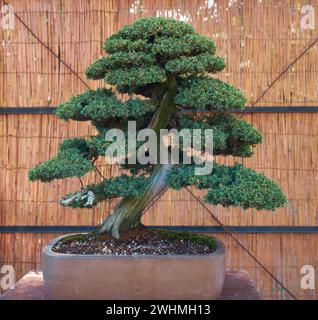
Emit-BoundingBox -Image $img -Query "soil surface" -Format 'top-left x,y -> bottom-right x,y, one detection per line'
53,228 -> 217,255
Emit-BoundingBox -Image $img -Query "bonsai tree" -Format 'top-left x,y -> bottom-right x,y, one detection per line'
29,17 -> 286,239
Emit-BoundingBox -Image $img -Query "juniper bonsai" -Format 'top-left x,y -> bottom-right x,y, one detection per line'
29,17 -> 286,239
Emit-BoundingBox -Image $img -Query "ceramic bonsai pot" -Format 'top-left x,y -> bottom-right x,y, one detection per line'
42,234 -> 226,300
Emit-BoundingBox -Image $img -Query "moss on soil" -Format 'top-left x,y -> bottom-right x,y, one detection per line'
153,229 -> 217,249
57,227 -> 217,250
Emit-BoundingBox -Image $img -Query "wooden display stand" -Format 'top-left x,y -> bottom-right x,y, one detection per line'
1,270 -> 260,300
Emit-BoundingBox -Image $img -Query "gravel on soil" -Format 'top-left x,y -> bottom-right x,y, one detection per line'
53,229 -> 216,256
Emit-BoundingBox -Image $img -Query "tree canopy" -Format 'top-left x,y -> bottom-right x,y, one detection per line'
29,17 -> 286,237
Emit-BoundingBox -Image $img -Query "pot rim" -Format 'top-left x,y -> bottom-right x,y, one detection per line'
43,233 -> 226,260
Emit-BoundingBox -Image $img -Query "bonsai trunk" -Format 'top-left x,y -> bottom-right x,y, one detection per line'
97,75 -> 177,238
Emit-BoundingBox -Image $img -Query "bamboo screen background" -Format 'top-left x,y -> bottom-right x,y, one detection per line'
0,0 -> 318,299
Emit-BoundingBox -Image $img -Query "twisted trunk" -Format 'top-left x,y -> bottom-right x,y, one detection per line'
96,76 -> 177,238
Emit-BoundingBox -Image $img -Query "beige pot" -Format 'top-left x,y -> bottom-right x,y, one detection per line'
42,234 -> 226,300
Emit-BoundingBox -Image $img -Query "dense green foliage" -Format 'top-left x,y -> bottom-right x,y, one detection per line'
167,164 -> 286,210
165,53 -> 225,75
60,175 -> 149,208
176,114 -> 262,157
175,76 -> 246,111
29,139 -> 95,182
85,17 -> 228,98
29,17 -> 286,214
55,88 -> 155,122
85,57 -> 109,80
